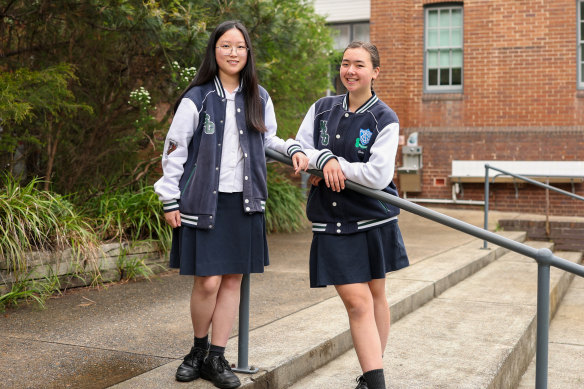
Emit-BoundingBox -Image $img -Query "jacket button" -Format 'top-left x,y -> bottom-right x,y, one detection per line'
336,134 -> 340,139
209,224 -> 214,229
244,153 -> 248,158
237,108 -> 241,113
218,143 -> 222,147
216,167 -> 219,170
220,120 -> 223,124
336,222 -> 341,227
332,202 -> 337,206
245,199 -> 249,203
239,130 -> 243,134
213,191 -> 217,194
210,216 -> 213,219
336,229 -> 341,233
344,113 -> 349,117
246,207 -> 251,212
244,176 -> 248,180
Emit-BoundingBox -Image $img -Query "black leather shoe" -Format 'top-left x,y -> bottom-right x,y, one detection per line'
200,354 -> 241,389
175,346 -> 207,382
355,375 -> 369,389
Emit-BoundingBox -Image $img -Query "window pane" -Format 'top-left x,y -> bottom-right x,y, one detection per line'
428,29 -> 438,47
429,69 -> 438,85
439,29 -> 450,47
439,9 -> 450,28
440,69 -> 450,85
452,49 -> 462,67
581,3 -> 584,21
452,68 -> 462,85
440,51 -> 450,68
428,10 -> 438,28
452,28 -> 462,47
581,22 -> 584,41
353,23 -> 370,42
427,50 -> 438,67
331,24 -> 351,51
452,9 -> 462,27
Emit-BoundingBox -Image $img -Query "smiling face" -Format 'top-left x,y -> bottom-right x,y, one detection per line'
215,27 -> 248,81
340,47 -> 380,96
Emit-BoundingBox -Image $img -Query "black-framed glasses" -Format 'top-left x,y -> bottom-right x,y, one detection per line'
216,44 -> 249,56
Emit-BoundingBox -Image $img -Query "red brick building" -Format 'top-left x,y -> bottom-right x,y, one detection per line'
370,0 -> 584,216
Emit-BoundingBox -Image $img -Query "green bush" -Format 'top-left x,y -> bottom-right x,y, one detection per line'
79,184 -> 172,252
265,166 -> 307,233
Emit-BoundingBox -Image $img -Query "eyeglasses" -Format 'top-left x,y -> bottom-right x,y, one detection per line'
216,44 -> 249,56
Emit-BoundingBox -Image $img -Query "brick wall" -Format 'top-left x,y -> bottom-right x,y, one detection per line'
371,0 -> 584,216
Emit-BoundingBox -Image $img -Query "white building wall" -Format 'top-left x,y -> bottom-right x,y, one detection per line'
313,0 -> 370,23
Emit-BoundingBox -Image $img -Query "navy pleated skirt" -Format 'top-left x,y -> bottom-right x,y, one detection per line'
309,220 -> 409,288
169,192 -> 269,276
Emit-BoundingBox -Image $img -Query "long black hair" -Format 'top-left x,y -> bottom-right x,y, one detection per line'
174,20 -> 267,133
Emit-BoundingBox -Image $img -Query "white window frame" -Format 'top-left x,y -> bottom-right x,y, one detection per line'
329,22 -> 370,51
579,0 -> 584,89
424,5 -> 463,92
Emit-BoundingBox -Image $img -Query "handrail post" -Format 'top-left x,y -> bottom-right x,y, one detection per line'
535,249 -> 552,389
483,164 -> 490,249
233,274 -> 259,374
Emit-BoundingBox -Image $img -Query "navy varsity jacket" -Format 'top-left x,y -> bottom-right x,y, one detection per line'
296,92 -> 401,235
154,76 -> 303,229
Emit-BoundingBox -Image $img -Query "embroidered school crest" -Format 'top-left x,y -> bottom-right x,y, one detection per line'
319,120 -> 329,146
165,139 -> 178,157
355,128 -> 372,149
203,113 -> 215,135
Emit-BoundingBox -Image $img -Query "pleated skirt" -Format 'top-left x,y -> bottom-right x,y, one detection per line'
309,219 -> 409,288
169,192 -> 269,276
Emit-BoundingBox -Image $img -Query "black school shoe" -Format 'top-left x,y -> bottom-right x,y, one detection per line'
200,354 -> 241,389
175,346 -> 207,382
355,375 -> 369,389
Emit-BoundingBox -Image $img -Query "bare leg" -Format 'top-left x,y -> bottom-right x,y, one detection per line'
210,274 -> 243,347
368,278 -> 390,355
191,275 -> 222,338
335,282 -> 383,372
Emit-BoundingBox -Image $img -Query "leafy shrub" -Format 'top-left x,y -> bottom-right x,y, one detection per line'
265,166 -> 307,233
0,175 -> 99,280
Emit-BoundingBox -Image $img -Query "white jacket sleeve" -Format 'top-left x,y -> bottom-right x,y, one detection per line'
337,122 -> 400,190
153,98 -> 199,203
295,103 -> 337,170
263,96 -> 304,157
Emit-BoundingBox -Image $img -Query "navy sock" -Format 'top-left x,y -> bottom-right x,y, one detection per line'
364,369 -> 386,389
194,335 -> 208,350
208,344 -> 225,358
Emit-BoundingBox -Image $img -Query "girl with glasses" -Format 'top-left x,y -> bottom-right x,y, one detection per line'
154,20 -> 308,389
295,41 -> 409,389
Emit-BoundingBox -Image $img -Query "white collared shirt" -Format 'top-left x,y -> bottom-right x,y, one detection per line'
218,88 -> 244,192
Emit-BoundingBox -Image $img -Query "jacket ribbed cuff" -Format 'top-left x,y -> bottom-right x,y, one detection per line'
162,200 -> 179,213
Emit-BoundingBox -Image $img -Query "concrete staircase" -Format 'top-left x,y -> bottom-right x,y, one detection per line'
113,229 -> 584,388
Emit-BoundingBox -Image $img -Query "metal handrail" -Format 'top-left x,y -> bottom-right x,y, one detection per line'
483,164 -> 584,249
257,148 -> 584,389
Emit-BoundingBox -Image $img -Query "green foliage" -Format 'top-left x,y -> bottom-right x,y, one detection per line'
0,175 -> 100,282
79,184 -> 172,252
116,245 -> 154,282
0,274 -> 62,312
265,166 -> 307,232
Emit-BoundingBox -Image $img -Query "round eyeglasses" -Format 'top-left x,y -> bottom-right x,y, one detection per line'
216,44 -> 249,56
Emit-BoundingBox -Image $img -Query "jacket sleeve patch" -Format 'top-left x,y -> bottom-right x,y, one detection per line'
166,139 -> 178,157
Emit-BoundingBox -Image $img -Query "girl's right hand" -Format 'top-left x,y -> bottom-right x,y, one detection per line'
164,210 -> 181,228
322,159 -> 346,192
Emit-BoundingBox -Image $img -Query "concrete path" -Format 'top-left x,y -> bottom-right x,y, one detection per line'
0,207 -> 580,389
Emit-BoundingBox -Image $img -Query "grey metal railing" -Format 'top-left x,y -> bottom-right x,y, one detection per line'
249,148 -> 584,389
483,164 -> 584,249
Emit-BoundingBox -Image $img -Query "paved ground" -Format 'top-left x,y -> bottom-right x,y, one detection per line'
0,207 -> 555,388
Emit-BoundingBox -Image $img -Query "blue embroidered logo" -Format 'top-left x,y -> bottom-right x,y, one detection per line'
355,128 -> 372,149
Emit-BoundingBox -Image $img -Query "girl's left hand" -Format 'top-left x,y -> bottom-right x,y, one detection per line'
292,152 -> 309,175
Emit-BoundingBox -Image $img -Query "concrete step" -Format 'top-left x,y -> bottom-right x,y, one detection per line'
288,243 -> 582,389
518,267 -> 584,389
112,231 -> 525,389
